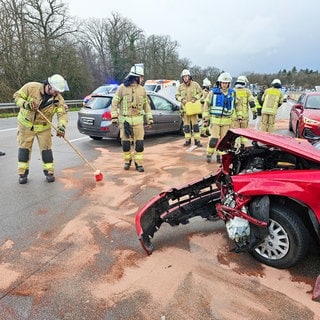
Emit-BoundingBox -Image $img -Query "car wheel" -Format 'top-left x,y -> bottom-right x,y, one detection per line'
250,204 -> 310,268
89,136 -> 103,140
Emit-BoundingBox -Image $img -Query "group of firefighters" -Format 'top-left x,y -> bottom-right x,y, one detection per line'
13,63 -> 283,183
175,69 -> 284,163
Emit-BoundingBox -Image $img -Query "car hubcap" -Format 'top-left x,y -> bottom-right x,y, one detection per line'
254,219 -> 289,260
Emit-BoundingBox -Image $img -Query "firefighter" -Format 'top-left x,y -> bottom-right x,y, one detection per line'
203,72 -> 236,163
111,64 -> 153,173
13,74 -> 69,184
232,75 -> 257,146
200,78 -> 212,137
175,69 -> 202,146
260,79 -> 284,132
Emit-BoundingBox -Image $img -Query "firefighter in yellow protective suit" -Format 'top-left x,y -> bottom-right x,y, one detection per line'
200,78 -> 211,137
260,79 -> 284,132
175,69 -> 203,147
203,72 -> 237,163
13,74 -> 69,184
232,75 -> 257,146
111,64 -> 153,173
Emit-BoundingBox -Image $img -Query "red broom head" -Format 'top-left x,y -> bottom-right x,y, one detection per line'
94,170 -> 104,182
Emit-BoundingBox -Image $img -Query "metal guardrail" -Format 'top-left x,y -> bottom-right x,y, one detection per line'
0,100 -> 83,110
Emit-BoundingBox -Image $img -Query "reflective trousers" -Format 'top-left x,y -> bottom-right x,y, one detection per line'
17,122 -> 54,175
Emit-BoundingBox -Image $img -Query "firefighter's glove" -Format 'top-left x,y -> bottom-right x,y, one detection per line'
24,101 -> 37,110
56,125 -> 65,138
111,117 -> 118,125
124,120 -> 134,138
148,119 -> 153,126
252,112 -> 258,120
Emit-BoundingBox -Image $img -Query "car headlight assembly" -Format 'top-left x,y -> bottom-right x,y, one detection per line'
303,116 -> 320,125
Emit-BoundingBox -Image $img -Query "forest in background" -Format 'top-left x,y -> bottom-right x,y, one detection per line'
0,0 -> 319,102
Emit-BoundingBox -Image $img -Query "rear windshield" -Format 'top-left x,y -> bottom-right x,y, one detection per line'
86,96 -> 112,110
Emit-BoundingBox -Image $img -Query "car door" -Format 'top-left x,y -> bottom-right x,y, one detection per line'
147,93 -> 181,134
290,94 -> 306,135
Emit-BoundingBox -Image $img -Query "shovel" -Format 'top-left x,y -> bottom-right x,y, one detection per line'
37,108 -> 104,182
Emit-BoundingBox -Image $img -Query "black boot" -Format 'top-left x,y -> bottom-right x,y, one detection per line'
18,169 -> 29,184
19,174 -> 28,184
183,139 -> 191,146
44,170 -> 55,182
135,162 -> 144,172
124,160 -> 132,170
195,140 -> 203,147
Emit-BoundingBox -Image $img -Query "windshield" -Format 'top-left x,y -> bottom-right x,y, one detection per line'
306,95 -> 320,109
144,84 -> 156,92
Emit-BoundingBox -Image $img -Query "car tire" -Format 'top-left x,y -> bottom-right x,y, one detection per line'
89,136 -> 103,140
250,204 -> 310,269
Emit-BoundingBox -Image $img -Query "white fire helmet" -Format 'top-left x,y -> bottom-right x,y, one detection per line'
217,72 -> 232,83
48,74 -> 69,92
181,69 -> 191,77
271,79 -> 281,85
236,75 -> 249,85
128,63 -> 144,77
202,77 -> 211,87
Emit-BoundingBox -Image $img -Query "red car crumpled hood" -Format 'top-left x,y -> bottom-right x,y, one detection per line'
217,128 -> 320,164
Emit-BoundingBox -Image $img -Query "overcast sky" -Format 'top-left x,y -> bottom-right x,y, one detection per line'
66,0 -> 319,77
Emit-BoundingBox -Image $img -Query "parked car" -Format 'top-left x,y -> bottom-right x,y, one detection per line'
77,91 -> 183,142
289,92 -> 320,141
82,84 -> 118,105
135,128 -> 320,269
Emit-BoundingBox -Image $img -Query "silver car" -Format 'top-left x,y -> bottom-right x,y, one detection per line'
77,91 -> 183,142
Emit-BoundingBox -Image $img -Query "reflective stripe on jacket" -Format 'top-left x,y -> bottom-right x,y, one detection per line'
175,81 -> 202,107
208,87 -> 235,118
262,87 -> 283,115
234,87 -> 255,119
111,83 -> 152,125
14,82 -> 67,132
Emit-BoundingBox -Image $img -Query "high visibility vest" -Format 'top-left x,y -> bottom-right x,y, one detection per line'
235,87 -> 255,118
262,87 -> 283,115
209,87 -> 235,118
111,83 -> 153,125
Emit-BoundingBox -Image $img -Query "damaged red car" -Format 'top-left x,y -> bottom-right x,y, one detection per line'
135,128 -> 320,269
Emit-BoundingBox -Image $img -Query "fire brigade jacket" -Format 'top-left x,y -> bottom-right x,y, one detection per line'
111,83 -> 153,126
233,87 -> 256,119
14,82 -> 67,132
261,87 -> 284,115
175,81 -> 202,110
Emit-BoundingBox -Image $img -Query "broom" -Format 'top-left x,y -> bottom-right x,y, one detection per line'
37,108 -> 104,182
